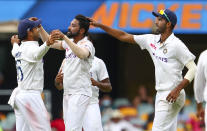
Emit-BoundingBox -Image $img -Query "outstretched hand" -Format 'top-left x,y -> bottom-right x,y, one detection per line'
11,35 -> 20,45
87,17 -> 101,27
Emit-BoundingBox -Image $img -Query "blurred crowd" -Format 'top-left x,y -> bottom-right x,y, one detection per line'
0,84 -> 205,131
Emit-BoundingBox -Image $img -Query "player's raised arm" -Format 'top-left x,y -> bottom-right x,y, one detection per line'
38,25 -> 49,43
54,30 -> 90,59
29,17 -> 64,50
28,17 -> 49,43
10,35 -> 20,57
38,25 -> 64,50
88,17 -> 136,44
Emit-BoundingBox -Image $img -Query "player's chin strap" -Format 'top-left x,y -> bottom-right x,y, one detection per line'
184,60 -> 197,82
8,87 -> 20,108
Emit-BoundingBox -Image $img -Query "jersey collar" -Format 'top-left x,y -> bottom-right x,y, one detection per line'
21,41 -> 39,45
157,33 -> 175,48
77,36 -> 88,45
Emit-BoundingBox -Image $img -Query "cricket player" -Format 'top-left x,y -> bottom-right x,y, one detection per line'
88,9 -> 197,131
55,56 -> 112,131
40,14 -> 95,131
8,17 -> 57,131
194,50 -> 207,128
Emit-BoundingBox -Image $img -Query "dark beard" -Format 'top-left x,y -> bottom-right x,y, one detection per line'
67,30 -> 80,38
156,24 -> 167,34
34,35 -> 40,41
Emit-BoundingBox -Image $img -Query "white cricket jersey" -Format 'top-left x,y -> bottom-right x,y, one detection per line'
11,41 -> 50,91
194,50 -> 207,103
62,37 -> 95,97
90,56 -> 109,104
134,33 -> 195,91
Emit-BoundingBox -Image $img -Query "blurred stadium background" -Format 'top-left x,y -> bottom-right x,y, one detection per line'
0,0 -> 207,130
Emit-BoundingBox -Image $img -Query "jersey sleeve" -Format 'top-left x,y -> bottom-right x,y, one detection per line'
194,52 -> 206,103
11,43 -> 20,57
97,59 -> 109,81
133,34 -> 152,50
80,41 -> 95,58
62,40 -> 68,49
30,42 -> 50,61
175,41 -> 195,65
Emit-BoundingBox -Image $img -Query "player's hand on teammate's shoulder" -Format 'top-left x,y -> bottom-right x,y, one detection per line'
11,35 -> 20,45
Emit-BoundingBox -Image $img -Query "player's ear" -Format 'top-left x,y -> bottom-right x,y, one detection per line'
166,22 -> 171,29
27,30 -> 33,38
80,28 -> 85,35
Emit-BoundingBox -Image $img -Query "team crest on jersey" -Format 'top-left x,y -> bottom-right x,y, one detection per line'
163,48 -> 167,54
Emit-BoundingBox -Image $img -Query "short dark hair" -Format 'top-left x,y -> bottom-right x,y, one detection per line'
75,14 -> 90,36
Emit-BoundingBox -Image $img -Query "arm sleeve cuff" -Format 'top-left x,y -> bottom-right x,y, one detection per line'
184,60 -> 197,82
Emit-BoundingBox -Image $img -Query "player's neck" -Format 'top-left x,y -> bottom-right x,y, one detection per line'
22,37 -> 36,42
73,35 -> 85,44
160,31 -> 172,44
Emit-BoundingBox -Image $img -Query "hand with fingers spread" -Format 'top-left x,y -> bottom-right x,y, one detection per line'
11,35 -> 20,45
87,17 -> 102,27
196,103 -> 205,122
166,87 -> 181,103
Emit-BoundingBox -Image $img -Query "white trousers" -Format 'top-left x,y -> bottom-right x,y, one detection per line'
14,90 -> 51,131
152,90 -> 185,131
63,94 -> 90,131
83,103 -> 103,131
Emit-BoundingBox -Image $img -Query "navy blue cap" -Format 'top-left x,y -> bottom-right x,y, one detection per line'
152,9 -> 177,26
18,18 -> 42,39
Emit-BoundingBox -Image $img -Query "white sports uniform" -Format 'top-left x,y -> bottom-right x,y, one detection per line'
194,50 -> 207,128
133,33 -> 195,131
83,56 -> 109,131
61,37 -> 95,131
8,41 -> 51,131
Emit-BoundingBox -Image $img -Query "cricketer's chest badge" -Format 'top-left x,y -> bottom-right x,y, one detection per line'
163,48 -> 167,54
